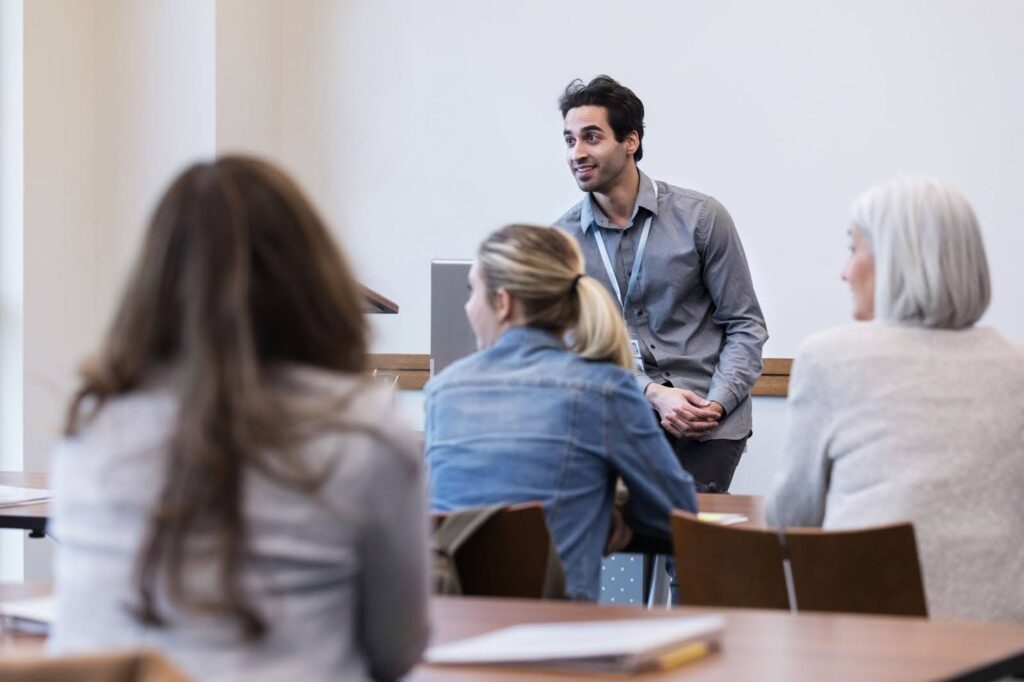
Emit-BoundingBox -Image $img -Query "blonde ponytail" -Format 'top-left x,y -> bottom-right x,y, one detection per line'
571,275 -> 633,369
477,224 -> 632,369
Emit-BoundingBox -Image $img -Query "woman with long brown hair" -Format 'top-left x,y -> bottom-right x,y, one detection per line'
49,156 -> 429,680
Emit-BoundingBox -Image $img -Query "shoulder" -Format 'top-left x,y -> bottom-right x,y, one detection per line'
552,200 -> 585,232
788,324 -> 890,391
656,182 -> 726,215
268,366 -> 421,478
562,358 -> 648,405
425,349 -> 486,396
655,181 -> 736,241
797,323 -> 878,360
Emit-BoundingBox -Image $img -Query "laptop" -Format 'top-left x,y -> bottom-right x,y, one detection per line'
430,260 -> 477,376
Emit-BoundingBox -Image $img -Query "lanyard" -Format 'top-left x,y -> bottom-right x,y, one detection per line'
592,178 -> 658,311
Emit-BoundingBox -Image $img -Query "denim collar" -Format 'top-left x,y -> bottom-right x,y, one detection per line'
580,169 -> 659,234
492,325 -> 566,352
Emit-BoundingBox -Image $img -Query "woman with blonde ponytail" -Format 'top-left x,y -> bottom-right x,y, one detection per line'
425,224 -> 696,601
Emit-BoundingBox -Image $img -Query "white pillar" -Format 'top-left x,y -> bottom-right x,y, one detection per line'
0,0 -> 25,581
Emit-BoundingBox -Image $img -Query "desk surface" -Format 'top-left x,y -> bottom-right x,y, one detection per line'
3,584 -> 1021,681
0,471 -> 766,532
0,472 -> 48,536
414,597 -> 1024,681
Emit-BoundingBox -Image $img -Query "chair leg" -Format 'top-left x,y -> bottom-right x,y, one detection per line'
645,555 -> 672,609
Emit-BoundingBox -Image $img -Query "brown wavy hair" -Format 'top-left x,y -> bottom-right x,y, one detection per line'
64,156 -> 368,638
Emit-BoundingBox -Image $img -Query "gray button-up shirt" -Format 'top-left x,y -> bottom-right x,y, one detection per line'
554,170 -> 768,440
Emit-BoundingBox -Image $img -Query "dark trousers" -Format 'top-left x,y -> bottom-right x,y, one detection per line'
668,433 -> 749,492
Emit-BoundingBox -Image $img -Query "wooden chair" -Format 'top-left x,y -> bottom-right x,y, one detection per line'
431,502 -> 562,599
670,510 -> 790,610
785,523 -> 928,617
0,650 -> 187,682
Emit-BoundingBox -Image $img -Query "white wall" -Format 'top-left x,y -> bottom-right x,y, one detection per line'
5,1 -> 1024,582
287,0 -> 1024,494
21,0 -> 214,466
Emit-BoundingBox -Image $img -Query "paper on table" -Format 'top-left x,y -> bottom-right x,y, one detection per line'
425,615 -> 724,670
1,595 -> 54,635
697,512 -> 749,526
0,485 -> 51,509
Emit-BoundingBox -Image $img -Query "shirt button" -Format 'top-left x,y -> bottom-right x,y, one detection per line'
649,344 -> 656,349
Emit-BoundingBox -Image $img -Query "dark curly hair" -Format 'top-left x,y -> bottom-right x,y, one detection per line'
559,75 -> 646,162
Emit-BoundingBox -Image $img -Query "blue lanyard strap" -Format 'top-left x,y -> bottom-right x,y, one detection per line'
592,178 -> 658,311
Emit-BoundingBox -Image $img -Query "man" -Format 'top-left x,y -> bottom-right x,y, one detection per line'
554,75 -> 767,492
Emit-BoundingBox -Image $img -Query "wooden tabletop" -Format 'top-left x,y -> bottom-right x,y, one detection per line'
413,597 -> 1024,681
697,493 -> 765,528
3,587 -> 1022,680
0,472 -> 49,537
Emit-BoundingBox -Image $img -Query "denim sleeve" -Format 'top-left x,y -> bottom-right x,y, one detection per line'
607,374 -> 697,539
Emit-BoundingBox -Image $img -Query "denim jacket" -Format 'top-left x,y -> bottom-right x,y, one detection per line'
424,326 -> 697,601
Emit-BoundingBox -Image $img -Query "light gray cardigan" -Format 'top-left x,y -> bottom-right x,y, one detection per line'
49,368 -> 429,681
767,323 -> 1024,623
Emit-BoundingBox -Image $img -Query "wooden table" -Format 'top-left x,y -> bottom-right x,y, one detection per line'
2,586 -> 1021,680
414,597 -> 1024,681
0,471 -> 765,537
697,493 -> 765,528
0,472 -> 48,538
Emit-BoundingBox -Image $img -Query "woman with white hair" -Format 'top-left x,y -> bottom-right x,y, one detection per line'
767,178 -> 1024,623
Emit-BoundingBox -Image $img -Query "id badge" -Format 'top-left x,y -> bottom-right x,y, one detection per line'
629,338 -> 646,373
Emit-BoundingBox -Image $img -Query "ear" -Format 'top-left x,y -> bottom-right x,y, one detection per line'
494,288 -> 515,322
624,130 -> 640,157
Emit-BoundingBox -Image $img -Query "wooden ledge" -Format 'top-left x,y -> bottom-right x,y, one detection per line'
369,354 -> 792,396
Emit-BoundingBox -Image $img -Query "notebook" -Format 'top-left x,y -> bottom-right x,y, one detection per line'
0,595 -> 54,635
425,614 -> 724,673
0,485 -> 51,509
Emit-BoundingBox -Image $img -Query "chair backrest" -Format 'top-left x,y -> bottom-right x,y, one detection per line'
670,510 -> 790,610
431,502 -> 563,599
0,650 -> 188,682
786,523 -> 928,617
671,511 -> 928,617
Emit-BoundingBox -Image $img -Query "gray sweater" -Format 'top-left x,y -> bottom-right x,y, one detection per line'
767,323 -> 1024,623
49,368 -> 430,681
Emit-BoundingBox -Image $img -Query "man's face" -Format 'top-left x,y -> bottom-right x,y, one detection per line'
563,105 -> 636,194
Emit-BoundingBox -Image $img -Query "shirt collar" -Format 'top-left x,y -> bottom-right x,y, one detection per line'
581,169 -> 659,234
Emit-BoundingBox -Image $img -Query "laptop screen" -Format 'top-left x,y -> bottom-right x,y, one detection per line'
430,260 -> 477,376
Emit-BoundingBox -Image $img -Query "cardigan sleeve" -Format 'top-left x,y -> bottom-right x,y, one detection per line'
766,344 -> 834,528
355,433 -> 430,681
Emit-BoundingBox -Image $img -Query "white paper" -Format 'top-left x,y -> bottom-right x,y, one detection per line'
425,615 -> 724,665
697,512 -> 749,526
1,595 -> 55,633
0,485 -> 51,508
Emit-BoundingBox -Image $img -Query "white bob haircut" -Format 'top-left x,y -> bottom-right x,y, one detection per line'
850,177 -> 990,329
